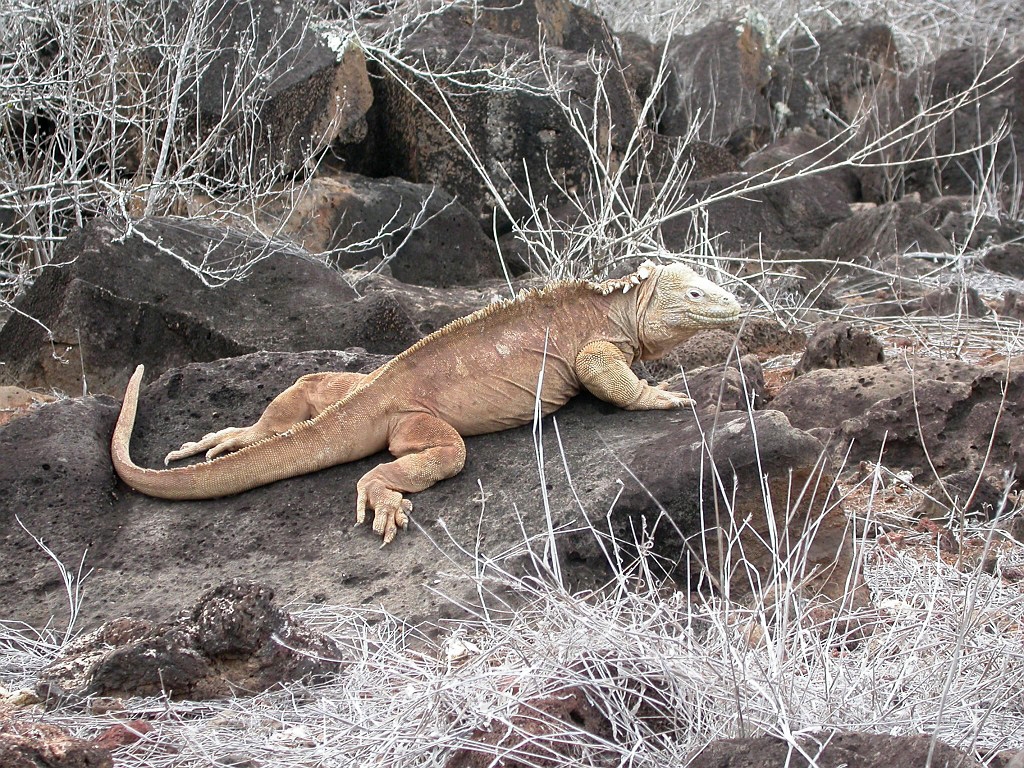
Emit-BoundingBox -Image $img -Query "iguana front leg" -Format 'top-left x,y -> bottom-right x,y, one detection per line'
575,340 -> 694,410
356,412 -> 467,544
165,371 -> 368,464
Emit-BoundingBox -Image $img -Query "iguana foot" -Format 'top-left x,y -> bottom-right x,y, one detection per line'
164,426 -> 266,464
626,384 -> 694,410
356,478 -> 412,545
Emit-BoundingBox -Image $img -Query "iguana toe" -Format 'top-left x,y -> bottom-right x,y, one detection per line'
378,499 -> 412,546
164,438 -> 210,465
356,478 -> 412,544
164,426 -> 268,465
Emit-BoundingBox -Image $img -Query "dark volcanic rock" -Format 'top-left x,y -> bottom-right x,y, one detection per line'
644,353 -> 765,412
772,358 -> 1024,482
813,200 -> 952,267
1001,290 -> 1024,320
858,46 -> 1024,202
252,174 -> 501,286
0,719 -> 112,768
658,170 -> 852,254
169,0 -> 373,173
647,329 -> 746,376
0,217 -> 420,395
688,730 -> 982,768
0,350 -> 859,631
460,0 -> 616,56
918,285 -> 989,317
771,23 -> 902,134
982,243 -> 1024,278
795,321 -> 885,375
37,579 -> 342,701
365,6 -> 636,227
742,131 -> 861,205
933,201 -> 1024,250
660,17 -> 774,152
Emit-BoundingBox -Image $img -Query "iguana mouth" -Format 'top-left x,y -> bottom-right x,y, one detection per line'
690,303 -> 741,324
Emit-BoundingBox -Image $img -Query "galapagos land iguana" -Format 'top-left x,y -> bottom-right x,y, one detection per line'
111,260 -> 742,543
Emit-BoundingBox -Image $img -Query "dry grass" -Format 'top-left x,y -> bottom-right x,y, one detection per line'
2,472 -> 1022,766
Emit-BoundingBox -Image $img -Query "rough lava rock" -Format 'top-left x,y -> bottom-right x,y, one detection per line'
364,5 -> 636,227
0,350 -> 860,631
741,131 -> 861,206
771,357 -> 1024,483
660,17 -> 774,152
686,730 -> 982,768
770,23 -> 902,134
795,321 -> 885,375
858,46 -> 1024,202
0,719 -> 112,768
668,171 -> 852,254
37,579 -> 342,701
244,174 -> 501,286
918,284 -> 989,317
0,217 -> 421,395
813,200 -> 952,268
169,0 -> 373,174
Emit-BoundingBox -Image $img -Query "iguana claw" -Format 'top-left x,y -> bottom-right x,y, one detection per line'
356,478 -> 412,545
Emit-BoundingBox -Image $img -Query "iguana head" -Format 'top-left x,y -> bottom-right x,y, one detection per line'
633,260 -> 742,360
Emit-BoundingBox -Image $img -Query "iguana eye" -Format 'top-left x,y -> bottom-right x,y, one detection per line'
688,288 -> 704,300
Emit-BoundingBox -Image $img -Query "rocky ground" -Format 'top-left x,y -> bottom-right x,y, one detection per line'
1,0 -> 1023,765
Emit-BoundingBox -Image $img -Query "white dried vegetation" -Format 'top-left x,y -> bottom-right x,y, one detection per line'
2,0 -> 1024,764
3,473 -> 1022,765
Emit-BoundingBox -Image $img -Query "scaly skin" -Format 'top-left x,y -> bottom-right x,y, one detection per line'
111,260 -> 742,543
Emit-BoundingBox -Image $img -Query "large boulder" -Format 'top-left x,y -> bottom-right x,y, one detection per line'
770,23 -> 902,134
0,217 -> 420,395
50,0 -> 373,177
741,131 -> 861,206
159,0 -> 373,174
239,174 -> 501,286
771,358 -> 1024,484
813,199 -> 952,267
858,46 -> 1024,202
665,170 -> 852,253
0,350 -> 860,632
361,6 -> 637,227
660,16 -> 775,153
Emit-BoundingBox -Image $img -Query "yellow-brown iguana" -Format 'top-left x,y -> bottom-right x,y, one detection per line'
112,260 -> 741,544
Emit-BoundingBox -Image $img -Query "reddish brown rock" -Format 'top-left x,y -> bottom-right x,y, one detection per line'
91,721 -> 152,751
446,686 -> 612,767
795,321 -> 885,375
687,730 -> 982,768
0,719 -> 112,768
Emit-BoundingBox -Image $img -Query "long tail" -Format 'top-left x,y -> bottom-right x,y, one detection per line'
111,365 -> 360,500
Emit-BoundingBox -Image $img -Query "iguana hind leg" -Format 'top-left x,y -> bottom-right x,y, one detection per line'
165,371 -> 368,464
575,340 -> 694,409
356,413 -> 467,545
